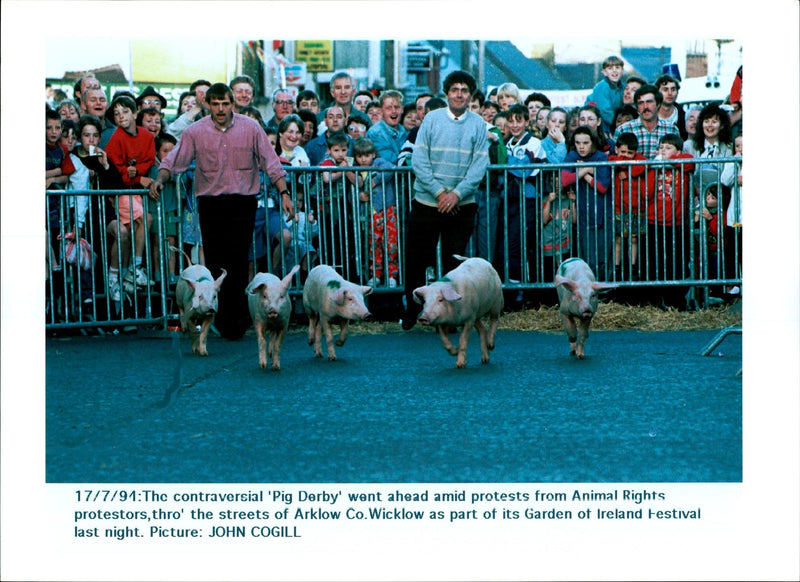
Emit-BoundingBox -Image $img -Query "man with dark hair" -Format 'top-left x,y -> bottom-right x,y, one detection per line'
655,74 -> 687,140
150,83 -> 292,340
401,70 -> 489,329
613,84 -> 679,160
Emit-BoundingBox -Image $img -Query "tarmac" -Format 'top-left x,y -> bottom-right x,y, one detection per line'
46,324 -> 742,483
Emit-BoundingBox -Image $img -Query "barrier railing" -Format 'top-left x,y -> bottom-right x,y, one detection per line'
45,156 -> 741,332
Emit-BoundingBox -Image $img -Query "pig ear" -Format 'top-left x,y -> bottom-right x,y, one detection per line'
330,288 -> 346,305
360,285 -> 373,296
281,265 -> 301,288
555,274 -> 575,291
214,269 -> 227,290
592,282 -> 617,291
180,274 -> 197,291
441,287 -> 462,302
412,287 -> 426,304
248,283 -> 266,296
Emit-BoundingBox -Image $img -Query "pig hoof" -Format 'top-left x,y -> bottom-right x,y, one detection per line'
259,361 -> 268,369
456,361 -> 467,369
335,339 -> 345,347
271,363 -> 281,371
481,356 -> 490,364
447,347 -> 458,356
328,355 -> 337,362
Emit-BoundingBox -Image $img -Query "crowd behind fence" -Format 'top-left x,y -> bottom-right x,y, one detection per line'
45,157 -> 742,332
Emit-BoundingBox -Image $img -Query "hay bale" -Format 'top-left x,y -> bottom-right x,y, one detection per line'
292,301 -> 742,335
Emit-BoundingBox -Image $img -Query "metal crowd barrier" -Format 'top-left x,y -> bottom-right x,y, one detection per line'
45,156 -> 741,332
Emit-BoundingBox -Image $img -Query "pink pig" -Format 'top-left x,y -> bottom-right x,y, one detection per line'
246,265 -> 300,371
554,258 -> 615,359
302,265 -> 373,361
175,264 -> 226,357
413,256 -> 504,368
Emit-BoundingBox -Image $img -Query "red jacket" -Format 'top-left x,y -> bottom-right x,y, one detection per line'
105,126 -> 155,188
609,153 -> 648,212
646,153 -> 695,225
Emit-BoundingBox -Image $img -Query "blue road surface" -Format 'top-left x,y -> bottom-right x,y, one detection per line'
46,327 -> 742,483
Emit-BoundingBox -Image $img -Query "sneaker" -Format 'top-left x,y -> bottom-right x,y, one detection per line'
124,267 -> 153,287
108,280 -> 122,302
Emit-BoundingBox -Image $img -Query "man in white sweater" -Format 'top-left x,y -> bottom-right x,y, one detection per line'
401,70 -> 490,330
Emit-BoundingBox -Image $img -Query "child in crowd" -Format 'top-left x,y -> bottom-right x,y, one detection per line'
694,183 -> 725,285
585,55 -> 625,133
611,104 -> 638,135
608,132 -> 648,280
136,107 -> 163,137
104,95 -> 156,298
646,133 -> 695,307
560,126 -> 612,279
481,100 -> 501,125
319,132 -> 356,275
320,132 -> 352,189
541,187 -> 576,283
524,92 -> 551,136
498,104 -> 547,284
400,104 -> 419,131
349,138 -> 399,287
283,196 -> 318,280
149,132 -> 179,282
495,82 -> 522,111
493,110 -> 511,142
533,106 -> 550,139
365,101 -> 383,127
46,109 -> 75,315
540,107 -> 568,164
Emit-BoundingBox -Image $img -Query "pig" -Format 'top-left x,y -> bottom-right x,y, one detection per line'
302,265 -> 373,361
175,264 -> 226,357
554,258 -> 615,359
413,255 -> 504,369
246,265 -> 300,371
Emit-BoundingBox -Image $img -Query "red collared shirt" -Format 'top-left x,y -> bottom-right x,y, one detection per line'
160,113 -> 285,196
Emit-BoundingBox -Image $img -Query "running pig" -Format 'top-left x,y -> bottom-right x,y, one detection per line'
554,258 -> 615,359
175,260 -> 226,357
302,265 -> 373,361
413,255 -> 503,368
246,265 -> 300,370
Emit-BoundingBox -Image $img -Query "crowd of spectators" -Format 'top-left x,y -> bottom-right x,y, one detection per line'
46,58 -> 743,326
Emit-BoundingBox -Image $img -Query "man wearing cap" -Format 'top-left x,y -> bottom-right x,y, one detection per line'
136,86 -> 167,113
149,83 -> 292,340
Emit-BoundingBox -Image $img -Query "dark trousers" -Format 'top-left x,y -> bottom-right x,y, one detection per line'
404,200 -> 477,305
197,194 -> 257,339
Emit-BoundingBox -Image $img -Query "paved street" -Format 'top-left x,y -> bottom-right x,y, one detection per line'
46,325 -> 742,483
